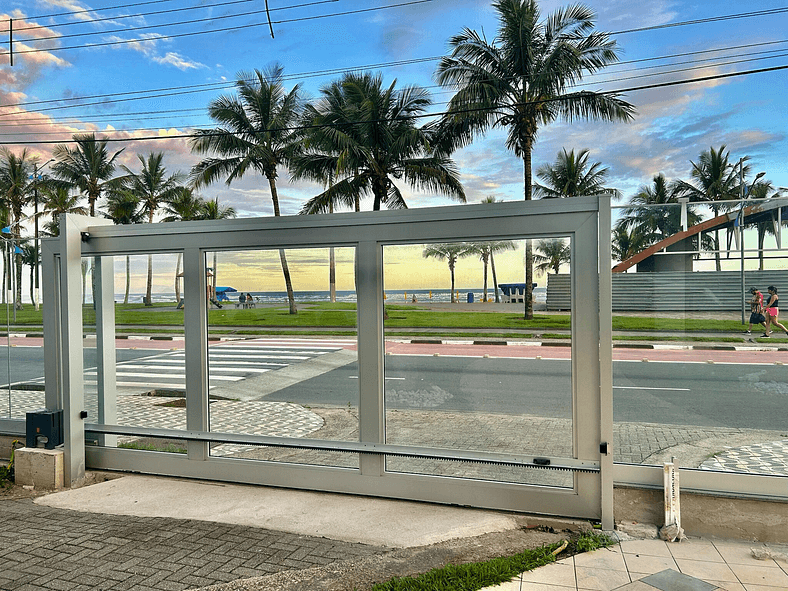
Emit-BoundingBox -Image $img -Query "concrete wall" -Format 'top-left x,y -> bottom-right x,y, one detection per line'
615,486 -> 788,543
547,270 -> 788,311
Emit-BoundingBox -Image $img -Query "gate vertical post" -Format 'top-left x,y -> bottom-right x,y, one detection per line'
572,210 -> 603,521
356,241 -> 385,475
95,256 -> 117,447
183,247 -> 209,460
42,239 -> 61,410
59,215 -> 89,486
598,195 -> 614,530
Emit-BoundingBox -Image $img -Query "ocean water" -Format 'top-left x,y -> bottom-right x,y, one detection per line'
118,287 -> 547,305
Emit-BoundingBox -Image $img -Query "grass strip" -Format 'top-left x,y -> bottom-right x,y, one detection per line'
371,533 -> 613,591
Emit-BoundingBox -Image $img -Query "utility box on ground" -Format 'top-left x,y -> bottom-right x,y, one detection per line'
26,409 -> 64,450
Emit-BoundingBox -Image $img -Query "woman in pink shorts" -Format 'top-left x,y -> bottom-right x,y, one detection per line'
762,286 -> 788,337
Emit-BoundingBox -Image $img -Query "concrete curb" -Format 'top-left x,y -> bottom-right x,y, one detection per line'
2,333 -> 786,352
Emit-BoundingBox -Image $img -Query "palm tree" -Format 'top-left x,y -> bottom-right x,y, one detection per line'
19,241 -> 38,306
534,238 -> 570,275
468,240 -> 516,301
162,187 -> 205,303
618,174 -> 703,249
197,197 -> 237,304
749,180 -> 782,271
534,148 -> 619,199
436,0 -> 635,318
51,133 -> 124,217
674,146 -> 745,271
294,71 -> 466,213
611,225 -> 646,265
119,152 -> 183,306
190,65 -> 301,314
422,242 -> 472,303
0,148 -> 33,309
40,185 -> 89,237
104,191 -> 144,304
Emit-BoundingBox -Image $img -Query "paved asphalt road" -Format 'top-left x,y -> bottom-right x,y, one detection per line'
2,339 -> 786,431
263,356 -> 788,431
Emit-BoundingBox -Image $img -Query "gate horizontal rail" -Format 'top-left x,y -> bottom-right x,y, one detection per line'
86,423 -> 600,473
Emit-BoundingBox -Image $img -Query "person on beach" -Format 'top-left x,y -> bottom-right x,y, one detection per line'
744,287 -> 766,335
762,286 -> 788,337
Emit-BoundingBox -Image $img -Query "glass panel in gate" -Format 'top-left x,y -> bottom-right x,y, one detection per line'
382,239 -> 574,487
205,247 -> 360,467
610,197 -> 788,479
84,252 -> 190,454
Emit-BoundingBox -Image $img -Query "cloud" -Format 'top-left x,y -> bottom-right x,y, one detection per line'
97,33 -> 205,70
152,52 -> 206,71
0,13 -> 71,91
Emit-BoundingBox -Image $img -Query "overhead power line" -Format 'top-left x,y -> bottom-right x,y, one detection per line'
12,0 -> 334,33
2,63 -> 787,146
5,45 -> 788,134
610,6 -> 788,35
0,0 -> 435,56
11,0 -> 341,43
17,0 -> 179,21
4,34 -> 787,116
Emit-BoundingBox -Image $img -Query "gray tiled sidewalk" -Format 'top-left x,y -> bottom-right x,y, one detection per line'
0,499 -> 382,591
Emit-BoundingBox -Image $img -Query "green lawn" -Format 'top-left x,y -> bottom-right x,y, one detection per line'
1,301 -> 758,335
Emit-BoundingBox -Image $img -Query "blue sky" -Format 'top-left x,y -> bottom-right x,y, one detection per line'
2,0 -> 787,220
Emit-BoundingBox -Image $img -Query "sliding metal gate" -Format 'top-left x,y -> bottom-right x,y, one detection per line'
43,196 -> 614,527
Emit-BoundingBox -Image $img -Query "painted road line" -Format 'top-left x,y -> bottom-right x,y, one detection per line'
120,365 -> 271,374
85,371 -> 243,381
613,385 -> 691,391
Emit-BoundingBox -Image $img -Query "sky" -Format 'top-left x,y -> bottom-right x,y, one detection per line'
1,0 -> 787,295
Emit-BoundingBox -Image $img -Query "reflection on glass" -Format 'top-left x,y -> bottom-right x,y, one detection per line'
611,199 -> 788,478
83,252 -> 187,452
205,247 -> 360,467
383,239 -> 574,487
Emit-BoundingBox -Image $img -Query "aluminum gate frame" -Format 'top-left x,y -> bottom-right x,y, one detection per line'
43,196 -> 614,527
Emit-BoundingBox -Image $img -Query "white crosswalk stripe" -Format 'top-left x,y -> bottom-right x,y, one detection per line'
105,338 -> 348,391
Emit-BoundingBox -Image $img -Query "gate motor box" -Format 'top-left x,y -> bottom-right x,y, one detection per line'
26,409 -> 64,449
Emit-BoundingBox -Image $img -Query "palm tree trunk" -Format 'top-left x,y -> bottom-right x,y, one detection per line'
267,174 -> 297,314
490,251 -> 499,303
14,250 -> 23,310
174,253 -> 182,303
29,266 -> 34,306
212,251 -> 217,302
714,229 -> 721,271
758,226 -> 766,271
124,255 -> 131,304
81,260 -> 88,306
145,210 -> 154,306
329,201 -> 336,303
2,246 -> 7,305
482,256 -> 488,302
450,266 -> 456,303
523,148 -> 534,320
145,254 -> 153,306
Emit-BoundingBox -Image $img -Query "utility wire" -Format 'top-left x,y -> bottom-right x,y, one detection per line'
3,63 -> 787,146
12,0 -> 336,33
3,3 -> 787,56
15,0 -> 179,21
610,6 -> 788,35
0,0 -> 435,56
4,34 -> 787,114
6,45 -> 788,133
11,0 -> 341,43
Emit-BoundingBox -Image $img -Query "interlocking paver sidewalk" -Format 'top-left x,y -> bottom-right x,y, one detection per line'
0,499 -> 383,591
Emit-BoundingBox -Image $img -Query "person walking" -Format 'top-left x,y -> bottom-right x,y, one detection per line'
744,287 -> 766,335
762,286 -> 788,337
